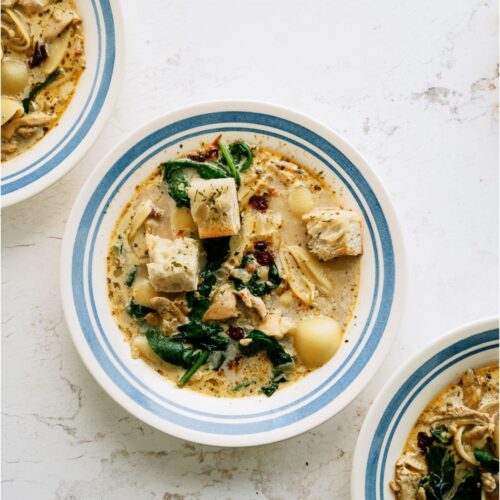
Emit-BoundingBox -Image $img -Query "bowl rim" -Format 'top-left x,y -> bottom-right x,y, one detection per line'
351,316 -> 499,499
60,99 -> 407,446
1,0 -> 125,208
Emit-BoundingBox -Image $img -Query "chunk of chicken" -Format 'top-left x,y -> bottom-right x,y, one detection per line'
481,472 -> 498,494
18,0 -> 46,14
461,368 -> 484,409
150,296 -> 187,335
1,111 -> 54,140
235,289 -> 267,319
390,452 -> 426,500
202,285 -> 238,321
257,311 -> 294,340
42,7 -> 80,42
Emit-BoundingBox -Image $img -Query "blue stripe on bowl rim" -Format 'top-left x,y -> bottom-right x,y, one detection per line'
71,111 -> 396,434
365,327 -> 499,500
2,0 -> 115,193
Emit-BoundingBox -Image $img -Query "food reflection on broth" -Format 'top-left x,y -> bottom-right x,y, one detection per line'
107,137 -> 362,397
1,0 -> 85,161
391,365 -> 499,499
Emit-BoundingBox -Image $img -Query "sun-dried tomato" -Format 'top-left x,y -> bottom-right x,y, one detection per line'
249,195 -> 269,211
187,147 -> 219,162
254,242 -> 275,265
227,326 -> 245,341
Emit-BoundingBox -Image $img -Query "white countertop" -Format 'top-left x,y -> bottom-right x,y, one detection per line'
2,1 -> 498,498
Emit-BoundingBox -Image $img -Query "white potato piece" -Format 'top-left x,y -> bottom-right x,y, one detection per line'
294,316 -> 342,368
1,96 -> 23,125
42,27 -> 71,75
128,199 -> 153,240
288,183 -> 314,217
1,58 -> 29,95
132,279 -> 157,308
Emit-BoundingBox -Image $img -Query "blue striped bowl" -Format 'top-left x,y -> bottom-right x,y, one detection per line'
352,317 -> 499,499
60,101 -> 406,446
1,0 -> 124,207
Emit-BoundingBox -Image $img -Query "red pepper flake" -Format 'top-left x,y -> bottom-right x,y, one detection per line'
187,147 -> 218,162
249,195 -> 269,211
212,134 -> 222,146
74,50 -> 83,57
149,207 -> 163,219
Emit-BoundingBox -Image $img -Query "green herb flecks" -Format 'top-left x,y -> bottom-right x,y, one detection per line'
431,426 -> 452,445
22,68 -> 62,112
261,368 -> 289,397
232,255 -> 281,297
231,379 -> 255,392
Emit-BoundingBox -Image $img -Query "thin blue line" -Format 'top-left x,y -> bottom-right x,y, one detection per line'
72,112 -> 396,432
363,329 -> 499,500
2,0 -> 115,191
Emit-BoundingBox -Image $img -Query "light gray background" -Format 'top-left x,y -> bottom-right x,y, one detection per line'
2,1 -> 498,499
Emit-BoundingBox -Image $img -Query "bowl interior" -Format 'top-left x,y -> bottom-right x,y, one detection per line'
354,319 -> 499,499
63,105 -> 402,445
2,0 -> 120,204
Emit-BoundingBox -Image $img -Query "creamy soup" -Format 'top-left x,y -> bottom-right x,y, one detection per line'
391,365 -> 499,499
107,137 -> 362,397
1,0 -> 85,161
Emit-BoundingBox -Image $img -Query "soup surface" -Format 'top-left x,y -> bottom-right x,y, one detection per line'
107,137 -> 362,397
391,365 -> 499,499
1,0 -> 85,161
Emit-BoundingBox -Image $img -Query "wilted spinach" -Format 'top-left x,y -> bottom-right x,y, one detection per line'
231,256 -> 281,297
261,369 -> 289,397
420,445 -> 455,499
126,300 -> 155,319
239,330 -> 292,367
451,471 -> 481,500
431,426 -> 452,445
145,328 -> 201,368
125,266 -> 137,287
474,447 -> 499,473
174,321 -> 229,351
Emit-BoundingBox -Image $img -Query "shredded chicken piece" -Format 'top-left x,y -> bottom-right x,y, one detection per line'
42,7 -> 80,42
462,424 -> 494,449
202,285 -> 238,321
1,142 -> 18,154
481,471 -> 498,494
1,111 -> 54,140
18,0 -> 46,14
235,289 -> 267,319
390,452 -> 425,499
150,296 -> 187,334
423,405 -> 492,431
16,126 -> 42,138
257,311 -> 294,340
462,368 -> 484,409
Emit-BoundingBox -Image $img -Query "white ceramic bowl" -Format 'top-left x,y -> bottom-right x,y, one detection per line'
352,317 -> 499,499
60,101 -> 406,446
1,0 -> 124,207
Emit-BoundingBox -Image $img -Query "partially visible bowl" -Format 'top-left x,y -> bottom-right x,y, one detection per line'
1,0 -> 124,208
352,317 -> 499,499
60,100 -> 406,446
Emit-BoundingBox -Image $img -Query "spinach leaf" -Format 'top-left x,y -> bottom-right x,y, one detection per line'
162,159 -> 231,208
261,369 -> 288,397
22,68 -> 62,112
174,321 -> 229,351
218,141 -> 240,185
431,426 -> 452,445
177,351 -> 209,387
231,258 -> 281,297
451,471 -> 481,500
126,300 -> 155,319
125,267 -> 137,287
422,445 -> 455,499
239,330 -> 293,367
145,329 -> 201,368
229,141 -> 253,172
186,237 -> 230,320
474,448 -> 499,473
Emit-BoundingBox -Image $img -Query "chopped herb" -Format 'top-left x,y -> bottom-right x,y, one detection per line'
22,68 -> 62,112
231,379 -> 255,392
125,267 -> 137,287
239,330 -> 293,367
